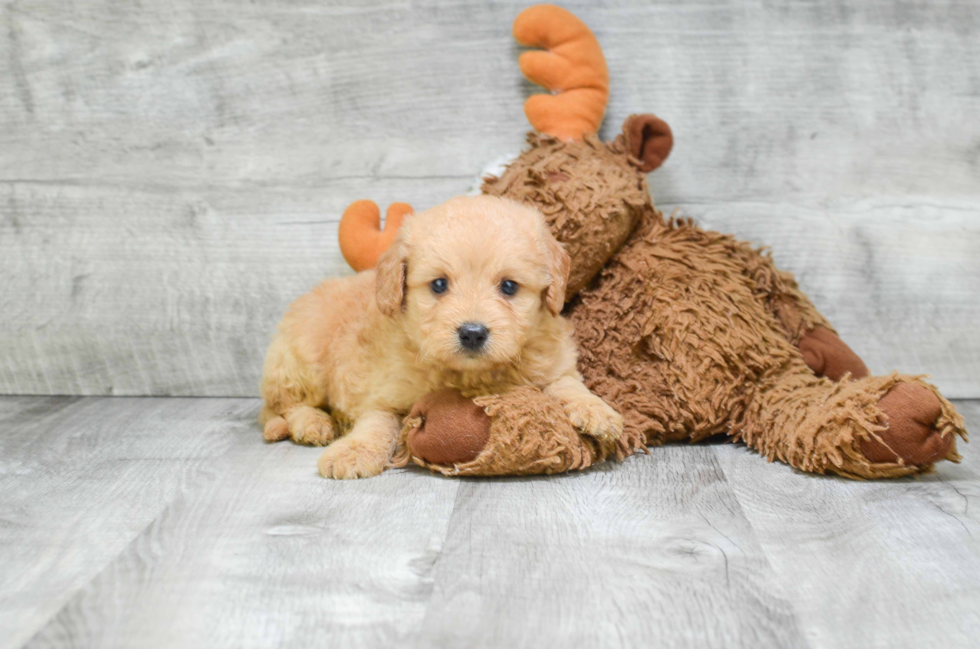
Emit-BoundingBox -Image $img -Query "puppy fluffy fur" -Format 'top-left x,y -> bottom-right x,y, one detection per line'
260,195 -> 623,478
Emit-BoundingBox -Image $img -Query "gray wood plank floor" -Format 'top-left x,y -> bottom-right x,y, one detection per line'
2,0 -> 979,398
2,396 -> 977,648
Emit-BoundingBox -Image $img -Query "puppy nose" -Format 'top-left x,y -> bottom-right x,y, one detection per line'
457,322 -> 489,351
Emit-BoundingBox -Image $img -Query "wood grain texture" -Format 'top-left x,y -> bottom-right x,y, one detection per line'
25,447 -> 461,649
1,397 -> 976,648
714,400 -> 980,648
2,0 -> 979,397
414,450 -> 804,648
0,396 -> 255,648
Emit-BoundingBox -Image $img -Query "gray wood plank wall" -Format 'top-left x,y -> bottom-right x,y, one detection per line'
2,0 -> 978,397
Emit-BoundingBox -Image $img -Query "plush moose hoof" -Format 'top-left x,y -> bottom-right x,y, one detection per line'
401,386 -> 643,477
798,327 -> 870,381
861,383 -> 954,466
406,389 -> 492,465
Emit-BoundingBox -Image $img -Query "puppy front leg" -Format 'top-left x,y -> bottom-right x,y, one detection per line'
545,375 -> 624,442
317,410 -> 401,479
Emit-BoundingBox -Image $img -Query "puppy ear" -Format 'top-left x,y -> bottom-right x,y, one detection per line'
375,236 -> 407,317
544,232 -> 571,316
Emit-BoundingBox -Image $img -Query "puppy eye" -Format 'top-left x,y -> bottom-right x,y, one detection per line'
430,278 -> 449,295
499,279 -> 519,296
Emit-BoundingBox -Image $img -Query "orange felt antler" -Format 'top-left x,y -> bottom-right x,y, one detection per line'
514,4 -> 609,141
338,200 -> 413,272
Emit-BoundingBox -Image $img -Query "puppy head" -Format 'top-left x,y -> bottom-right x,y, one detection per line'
375,195 -> 570,370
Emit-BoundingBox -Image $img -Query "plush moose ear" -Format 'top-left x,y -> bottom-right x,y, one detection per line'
375,235 -> 408,317
623,114 -> 674,172
339,200 -> 412,272
543,232 -> 571,316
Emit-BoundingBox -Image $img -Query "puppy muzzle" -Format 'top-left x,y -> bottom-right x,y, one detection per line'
457,322 -> 489,352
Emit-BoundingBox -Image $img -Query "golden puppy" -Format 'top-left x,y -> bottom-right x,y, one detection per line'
260,195 -> 623,478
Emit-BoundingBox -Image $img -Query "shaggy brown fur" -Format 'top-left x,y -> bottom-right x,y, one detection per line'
401,122 -> 967,479
568,206 -> 964,478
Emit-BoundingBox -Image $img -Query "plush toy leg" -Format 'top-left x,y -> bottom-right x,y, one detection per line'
732,241 -> 871,381
395,387 -> 644,476
737,363 -> 966,479
797,326 -> 869,381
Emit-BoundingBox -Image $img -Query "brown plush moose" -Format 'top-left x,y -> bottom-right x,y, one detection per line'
337,4 -> 967,479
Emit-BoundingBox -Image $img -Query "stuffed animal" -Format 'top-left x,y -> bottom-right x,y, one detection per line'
339,4 -> 967,479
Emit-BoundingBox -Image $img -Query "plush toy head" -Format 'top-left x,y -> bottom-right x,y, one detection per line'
482,119 -> 671,298
482,4 -> 673,297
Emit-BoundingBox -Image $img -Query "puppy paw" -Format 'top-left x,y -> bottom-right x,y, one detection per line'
317,439 -> 389,479
562,395 -> 624,442
263,416 -> 290,442
285,406 -> 337,446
